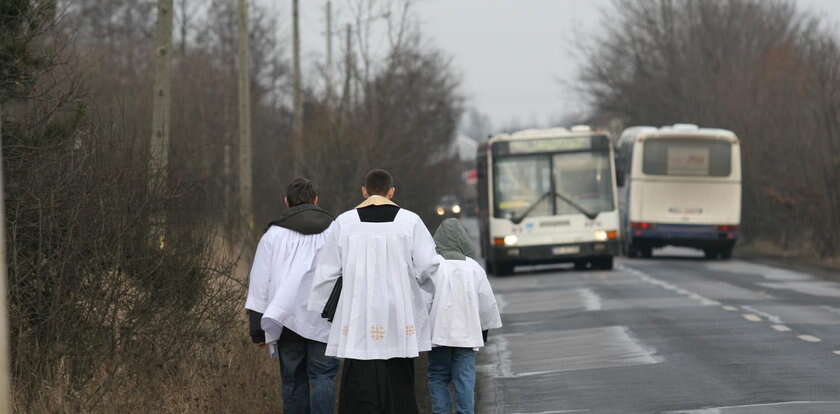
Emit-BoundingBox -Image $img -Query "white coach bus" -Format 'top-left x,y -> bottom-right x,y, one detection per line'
616,124 -> 742,259
476,127 -> 620,275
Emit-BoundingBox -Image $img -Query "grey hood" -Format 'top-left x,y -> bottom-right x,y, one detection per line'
433,218 -> 476,261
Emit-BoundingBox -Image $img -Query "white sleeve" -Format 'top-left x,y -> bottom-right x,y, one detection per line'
412,218 -> 440,284
245,232 -> 273,313
476,265 -> 503,330
307,221 -> 342,313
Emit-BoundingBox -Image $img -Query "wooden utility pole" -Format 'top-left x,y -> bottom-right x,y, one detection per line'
0,101 -> 10,413
292,0 -> 303,175
238,0 -> 255,234
341,23 -> 352,115
150,0 -> 173,249
325,0 -> 333,98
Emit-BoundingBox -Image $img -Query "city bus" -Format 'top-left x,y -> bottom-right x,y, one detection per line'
616,124 -> 742,259
476,126 -> 620,275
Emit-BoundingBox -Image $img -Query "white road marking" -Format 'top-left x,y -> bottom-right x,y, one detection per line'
797,334 -> 822,343
833,350 -> 840,356
497,288 -> 601,314
760,281 -> 840,298
667,400 -> 840,413
740,305 -> 784,324
618,265 -> 720,306
497,326 -> 660,378
579,288 -> 602,311
512,411 -> 590,414
706,261 -> 812,281
741,313 -> 762,322
722,305 -> 738,311
771,324 -> 791,332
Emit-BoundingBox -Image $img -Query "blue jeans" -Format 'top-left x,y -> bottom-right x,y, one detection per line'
427,346 -> 476,414
277,337 -> 339,414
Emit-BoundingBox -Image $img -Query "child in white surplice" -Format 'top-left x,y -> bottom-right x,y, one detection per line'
427,218 -> 502,414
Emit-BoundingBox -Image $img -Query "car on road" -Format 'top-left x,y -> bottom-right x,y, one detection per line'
435,195 -> 463,218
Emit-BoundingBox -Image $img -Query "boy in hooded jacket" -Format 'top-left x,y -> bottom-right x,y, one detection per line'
427,218 -> 503,414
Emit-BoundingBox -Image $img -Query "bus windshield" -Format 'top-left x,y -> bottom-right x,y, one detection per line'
493,151 -> 614,219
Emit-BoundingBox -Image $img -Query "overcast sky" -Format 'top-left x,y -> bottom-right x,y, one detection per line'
269,0 -> 840,129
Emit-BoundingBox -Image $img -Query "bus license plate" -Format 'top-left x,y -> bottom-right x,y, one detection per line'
553,246 -> 580,255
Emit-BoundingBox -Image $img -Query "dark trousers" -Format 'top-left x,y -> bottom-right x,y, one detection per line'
277,331 -> 339,414
339,357 -> 418,414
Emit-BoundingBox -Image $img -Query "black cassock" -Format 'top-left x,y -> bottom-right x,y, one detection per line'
339,358 -> 417,414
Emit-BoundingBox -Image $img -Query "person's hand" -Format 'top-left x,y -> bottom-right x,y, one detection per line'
257,343 -> 266,348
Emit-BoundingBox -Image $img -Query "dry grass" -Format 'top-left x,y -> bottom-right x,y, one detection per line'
12,310 -> 282,414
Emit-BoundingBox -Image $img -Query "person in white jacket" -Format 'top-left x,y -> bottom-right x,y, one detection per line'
245,177 -> 338,414
427,218 -> 502,414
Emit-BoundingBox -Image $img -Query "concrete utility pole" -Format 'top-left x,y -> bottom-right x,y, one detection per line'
292,0 -> 303,174
150,0 -> 173,190
150,0 -> 173,249
238,0 -> 255,234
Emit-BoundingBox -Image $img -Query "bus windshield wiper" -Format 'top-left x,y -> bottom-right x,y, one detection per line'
511,190 -> 599,224
510,191 -> 553,224
553,191 -> 599,220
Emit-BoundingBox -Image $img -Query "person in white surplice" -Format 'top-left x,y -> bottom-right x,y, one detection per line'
307,169 -> 440,414
245,177 -> 338,414
426,218 -> 502,414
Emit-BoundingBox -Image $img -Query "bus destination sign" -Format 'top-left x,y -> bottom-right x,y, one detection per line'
496,135 -> 608,155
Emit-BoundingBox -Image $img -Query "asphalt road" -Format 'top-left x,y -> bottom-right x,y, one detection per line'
458,219 -> 840,414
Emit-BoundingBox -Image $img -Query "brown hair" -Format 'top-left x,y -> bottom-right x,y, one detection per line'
286,177 -> 318,207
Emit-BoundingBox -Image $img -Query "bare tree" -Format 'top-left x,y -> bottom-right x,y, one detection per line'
577,0 -> 840,256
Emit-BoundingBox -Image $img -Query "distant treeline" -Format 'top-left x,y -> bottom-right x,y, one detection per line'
1,0 -> 461,411
579,0 -> 840,257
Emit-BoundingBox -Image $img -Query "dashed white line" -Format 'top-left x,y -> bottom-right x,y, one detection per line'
741,313 -> 762,322
740,305 -> 784,324
618,265 -> 720,306
771,324 -> 791,332
722,305 -> 738,311
833,350 -> 840,356
797,335 -> 822,343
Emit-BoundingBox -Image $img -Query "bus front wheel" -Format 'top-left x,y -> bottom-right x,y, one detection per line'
494,262 -> 514,276
593,256 -> 614,270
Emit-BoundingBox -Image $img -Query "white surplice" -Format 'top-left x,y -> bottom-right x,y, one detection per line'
307,207 -> 440,360
428,257 -> 502,348
245,226 -> 332,344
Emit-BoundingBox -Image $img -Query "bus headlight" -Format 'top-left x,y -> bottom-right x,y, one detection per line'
504,235 -> 518,246
452,204 -> 461,214
594,230 -> 618,241
436,207 -> 445,216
